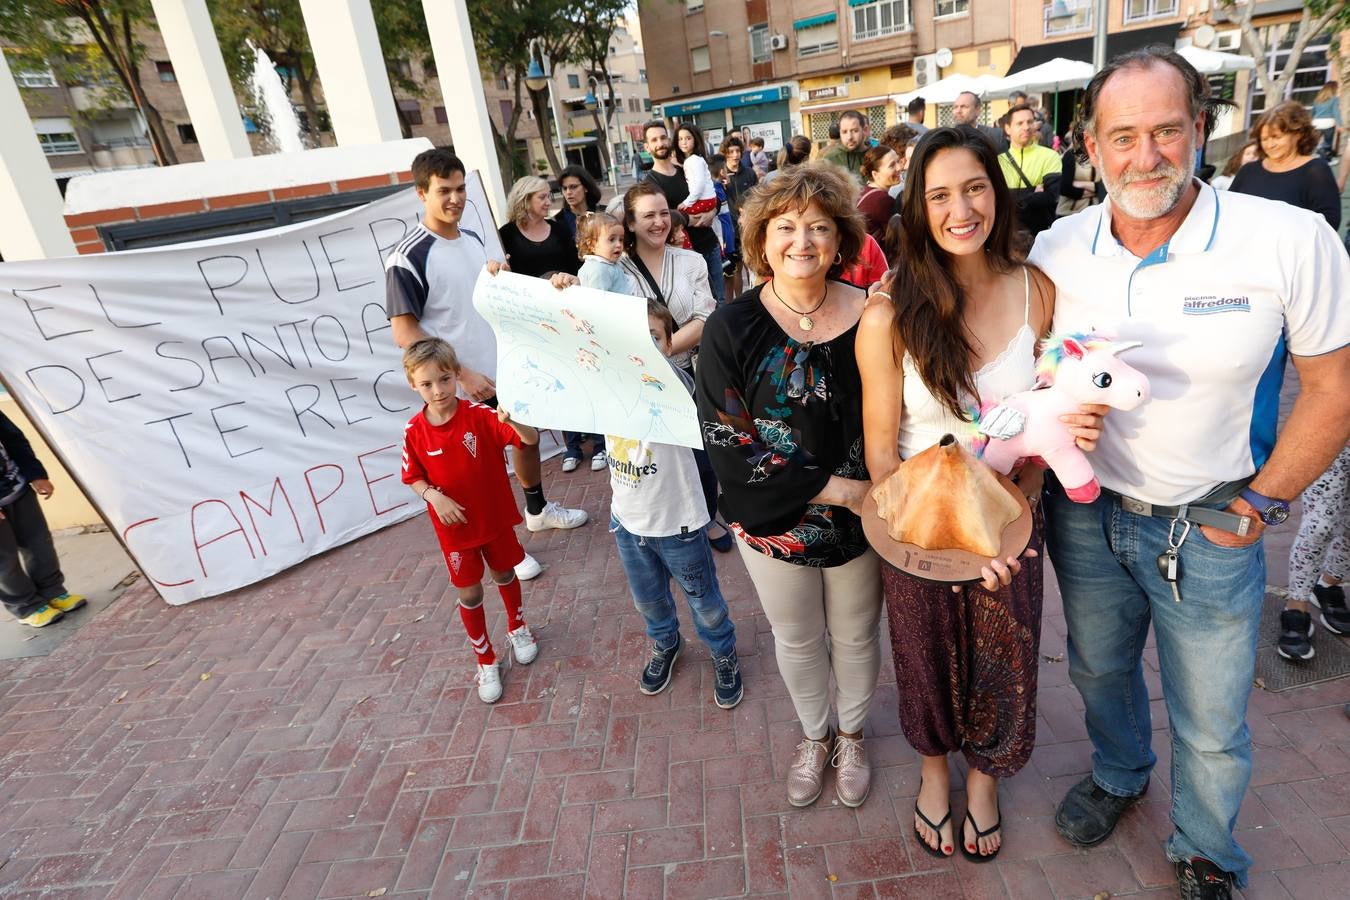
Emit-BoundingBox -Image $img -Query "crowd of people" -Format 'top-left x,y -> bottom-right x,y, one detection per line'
365,46 -> 1350,900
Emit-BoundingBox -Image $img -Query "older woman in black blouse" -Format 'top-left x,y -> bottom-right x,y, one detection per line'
696,164 -> 881,810
498,176 -> 581,278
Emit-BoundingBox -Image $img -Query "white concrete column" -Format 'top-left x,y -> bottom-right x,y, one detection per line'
297,0 -> 402,145
0,52 -> 75,260
421,0 -> 508,221
150,0 -> 251,160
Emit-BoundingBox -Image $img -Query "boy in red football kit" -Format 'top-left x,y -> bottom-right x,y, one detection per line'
401,338 -> 540,703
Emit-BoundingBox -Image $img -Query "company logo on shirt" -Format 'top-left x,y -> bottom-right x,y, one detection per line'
1182,295 -> 1250,315
608,437 -> 657,488
462,432 -> 478,458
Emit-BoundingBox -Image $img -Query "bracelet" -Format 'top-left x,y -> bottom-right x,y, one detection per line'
421,486 -> 438,501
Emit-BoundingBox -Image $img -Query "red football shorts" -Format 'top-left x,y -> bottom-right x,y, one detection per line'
440,528 -> 527,588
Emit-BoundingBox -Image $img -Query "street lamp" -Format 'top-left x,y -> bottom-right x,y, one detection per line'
526,37 -> 567,171
584,75 -> 618,190
707,28 -> 729,85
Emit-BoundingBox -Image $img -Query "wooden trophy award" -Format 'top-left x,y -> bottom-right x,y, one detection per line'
860,434 -> 1033,585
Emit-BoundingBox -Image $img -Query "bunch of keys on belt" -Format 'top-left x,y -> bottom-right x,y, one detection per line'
1156,517 -> 1191,602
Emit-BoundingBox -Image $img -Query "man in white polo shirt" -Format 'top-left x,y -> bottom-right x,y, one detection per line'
1030,49 -> 1350,898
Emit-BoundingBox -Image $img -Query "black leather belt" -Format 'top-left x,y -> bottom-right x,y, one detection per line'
1102,483 -> 1253,536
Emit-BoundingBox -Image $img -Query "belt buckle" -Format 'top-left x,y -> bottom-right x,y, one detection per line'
1120,496 -> 1152,516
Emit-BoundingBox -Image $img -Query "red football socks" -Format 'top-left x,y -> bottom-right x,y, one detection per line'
459,603 -> 495,664
498,576 -> 525,632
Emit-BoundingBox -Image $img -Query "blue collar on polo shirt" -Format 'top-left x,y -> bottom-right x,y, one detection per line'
1089,178 -> 1222,261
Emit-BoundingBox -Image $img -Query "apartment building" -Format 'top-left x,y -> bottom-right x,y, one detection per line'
547,17 -> 652,180
638,0 -> 1017,147
640,0 -> 1335,155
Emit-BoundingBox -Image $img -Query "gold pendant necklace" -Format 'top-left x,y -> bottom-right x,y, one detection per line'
771,281 -> 828,332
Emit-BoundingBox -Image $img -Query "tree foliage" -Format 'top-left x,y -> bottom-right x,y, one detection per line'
1222,0 -> 1349,101
0,0 -> 178,164
564,0 -> 631,175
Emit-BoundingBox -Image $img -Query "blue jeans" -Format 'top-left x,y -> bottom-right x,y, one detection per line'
609,515 -> 736,657
1044,484 -> 1264,886
698,242 -> 726,305
563,432 -> 604,460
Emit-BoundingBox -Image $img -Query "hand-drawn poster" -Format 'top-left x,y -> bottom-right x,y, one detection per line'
472,271 -> 702,448
0,174 -> 508,605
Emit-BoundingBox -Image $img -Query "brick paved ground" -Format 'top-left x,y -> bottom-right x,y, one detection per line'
0,457 -> 1347,899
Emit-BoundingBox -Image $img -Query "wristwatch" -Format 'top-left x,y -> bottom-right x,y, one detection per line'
1240,488 -> 1291,526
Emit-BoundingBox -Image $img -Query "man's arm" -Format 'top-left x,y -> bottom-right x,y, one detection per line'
1251,346 -> 1350,499
1204,345 -> 1350,547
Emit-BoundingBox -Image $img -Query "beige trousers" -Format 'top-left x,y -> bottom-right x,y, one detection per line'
736,540 -> 883,739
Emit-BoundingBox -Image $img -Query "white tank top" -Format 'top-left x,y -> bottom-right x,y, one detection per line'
898,267 -> 1037,460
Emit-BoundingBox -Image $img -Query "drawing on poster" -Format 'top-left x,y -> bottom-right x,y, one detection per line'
472,271 -> 701,448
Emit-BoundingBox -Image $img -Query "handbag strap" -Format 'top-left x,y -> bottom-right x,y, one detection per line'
628,250 -> 668,308
1003,149 -> 1034,190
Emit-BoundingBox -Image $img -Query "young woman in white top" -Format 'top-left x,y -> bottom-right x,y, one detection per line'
856,126 -> 1103,864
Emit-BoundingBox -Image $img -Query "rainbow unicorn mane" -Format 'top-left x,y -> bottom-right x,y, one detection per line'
1035,332 -> 1115,384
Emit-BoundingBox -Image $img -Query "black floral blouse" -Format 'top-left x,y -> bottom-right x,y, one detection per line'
694,283 -> 869,568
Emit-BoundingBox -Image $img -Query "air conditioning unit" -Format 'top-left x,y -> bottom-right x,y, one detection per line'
913,53 -> 939,88
769,33 -> 788,51
1214,31 -> 1241,52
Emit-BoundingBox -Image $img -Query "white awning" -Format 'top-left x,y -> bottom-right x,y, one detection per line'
1177,45 -> 1257,74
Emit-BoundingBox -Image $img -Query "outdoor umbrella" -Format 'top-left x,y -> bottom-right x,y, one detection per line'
986,58 -> 1094,98
1177,45 -> 1257,74
893,72 -> 1001,107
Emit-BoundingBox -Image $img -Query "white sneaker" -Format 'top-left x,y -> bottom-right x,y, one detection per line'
525,500 -> 588,532
508,625 -> 539,665
590,452 -> 608,472
477,662 -> 503,703
561,456 -> 580,473
514,552 -> 542,581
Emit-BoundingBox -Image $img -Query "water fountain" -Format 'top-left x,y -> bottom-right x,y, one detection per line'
247,41 -> 305,153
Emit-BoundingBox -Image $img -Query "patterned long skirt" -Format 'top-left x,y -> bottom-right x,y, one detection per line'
882,507 -> 1043,778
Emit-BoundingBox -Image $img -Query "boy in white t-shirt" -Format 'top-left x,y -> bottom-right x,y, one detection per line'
608,301 -> 742,708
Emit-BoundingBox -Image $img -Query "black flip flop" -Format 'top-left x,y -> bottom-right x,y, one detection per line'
959,807 -> 1003,863
913,784 -> 954,859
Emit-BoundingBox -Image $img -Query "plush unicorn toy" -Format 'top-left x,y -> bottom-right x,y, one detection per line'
977,333 -> 1150,503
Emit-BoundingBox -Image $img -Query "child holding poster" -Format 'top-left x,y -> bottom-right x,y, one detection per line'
605,302 -> 742,708
400,338 -> 540,704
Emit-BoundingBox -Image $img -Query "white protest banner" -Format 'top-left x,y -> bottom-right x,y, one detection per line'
473,271 -> 701,448
0,174 -> 504,605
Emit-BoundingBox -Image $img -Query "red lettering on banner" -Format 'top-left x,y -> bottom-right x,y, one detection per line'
240,477 -> 305,556
357,444 -> 407,517
122,517 -> 195,587
190,499 -> 257,577
304,463 -> 345,534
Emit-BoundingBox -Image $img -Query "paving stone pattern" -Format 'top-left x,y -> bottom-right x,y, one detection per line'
0,459 -> 1347,899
